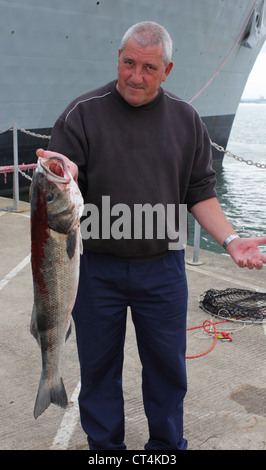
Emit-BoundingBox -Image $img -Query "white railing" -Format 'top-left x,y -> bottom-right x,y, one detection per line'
0,124 -> 50,211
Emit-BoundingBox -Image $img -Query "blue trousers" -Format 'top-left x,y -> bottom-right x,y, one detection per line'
72,250 -> 188,450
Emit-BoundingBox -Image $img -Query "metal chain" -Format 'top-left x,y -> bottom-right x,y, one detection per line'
0,127 -> 50,182
9,139 -> 266,185
211,141 -> 266,169
19,128 -> 51,139
1,128 -> 265,167
0,127 -> 13,134
18,167 -> 33,181
0,126 -> 51,139
1,125 -> 266,188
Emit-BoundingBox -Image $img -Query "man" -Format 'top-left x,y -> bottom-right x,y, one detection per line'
37,22 -> 266,450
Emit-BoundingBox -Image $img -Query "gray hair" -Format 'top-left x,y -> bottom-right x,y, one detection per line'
120,21 -> 173,65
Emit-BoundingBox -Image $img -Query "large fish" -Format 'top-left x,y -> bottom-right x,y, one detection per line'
30,156 -> 84,419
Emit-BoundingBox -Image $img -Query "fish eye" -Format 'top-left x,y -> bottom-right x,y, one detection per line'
46,193 -> 55,203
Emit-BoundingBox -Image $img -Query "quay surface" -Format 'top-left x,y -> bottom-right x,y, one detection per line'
0,196 -> 265,451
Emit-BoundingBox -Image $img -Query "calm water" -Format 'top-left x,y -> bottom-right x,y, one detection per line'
188,103 -> 266,255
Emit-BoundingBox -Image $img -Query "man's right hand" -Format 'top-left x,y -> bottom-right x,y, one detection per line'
36,148 -> 79,183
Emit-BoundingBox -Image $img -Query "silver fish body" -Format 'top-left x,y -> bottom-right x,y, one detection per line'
30,156 -> 83,419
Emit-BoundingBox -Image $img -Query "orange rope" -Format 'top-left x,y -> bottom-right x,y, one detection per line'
186,319 -> 232,359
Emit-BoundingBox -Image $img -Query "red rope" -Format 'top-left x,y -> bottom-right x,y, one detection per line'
0,163 -> 37,184
186,319 -> 232,359
0,163 -> 37,173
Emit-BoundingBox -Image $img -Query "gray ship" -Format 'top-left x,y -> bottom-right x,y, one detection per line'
0,0 -> 266,194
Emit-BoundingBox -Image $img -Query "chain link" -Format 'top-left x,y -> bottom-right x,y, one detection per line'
1,126 -> 266,187
18,167 -> 33,181
211,141 -> 266,169
19,128 -> 51,140
0,126 -> 51,139
0,127 -> 13,134
0,127 -> 50,182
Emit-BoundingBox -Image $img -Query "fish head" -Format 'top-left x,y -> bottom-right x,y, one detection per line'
30,156 -> 84,234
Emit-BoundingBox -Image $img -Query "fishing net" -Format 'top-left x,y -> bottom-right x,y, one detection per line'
199,288 -> 266,323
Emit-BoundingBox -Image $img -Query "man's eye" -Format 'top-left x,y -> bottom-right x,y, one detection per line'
146,65 -> 155,71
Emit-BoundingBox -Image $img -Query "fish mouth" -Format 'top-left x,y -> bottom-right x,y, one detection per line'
38,156 -> 71,183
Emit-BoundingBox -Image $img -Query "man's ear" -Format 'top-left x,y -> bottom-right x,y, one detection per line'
162,61 -> 174,82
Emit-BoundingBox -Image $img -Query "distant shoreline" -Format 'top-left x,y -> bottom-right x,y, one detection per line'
240,99 -> 266,104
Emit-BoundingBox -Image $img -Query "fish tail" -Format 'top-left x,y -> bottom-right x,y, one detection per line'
34,375 -> 68,419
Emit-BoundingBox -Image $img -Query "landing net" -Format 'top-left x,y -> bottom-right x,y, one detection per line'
199,288 -> 266,323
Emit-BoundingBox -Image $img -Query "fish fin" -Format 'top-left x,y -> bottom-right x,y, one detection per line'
30,303 -> 40,346
79,230 -> 83,255
65,321 -> 72,342
34,375 -> 68,419
66,229 -> 76,260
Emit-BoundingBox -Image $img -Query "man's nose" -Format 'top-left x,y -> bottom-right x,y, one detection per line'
130,66 -> 143,84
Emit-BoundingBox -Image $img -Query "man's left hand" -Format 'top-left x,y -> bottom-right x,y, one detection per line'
226,237 -> 266,270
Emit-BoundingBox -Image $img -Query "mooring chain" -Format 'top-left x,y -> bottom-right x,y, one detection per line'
211,141 -> 266,169
1,126 -> 266,185
18,167 -> 33,181
12,140 -> 266,183
19,128 -> 51,140
0,126 -> 13,134
0,127 -> 50,181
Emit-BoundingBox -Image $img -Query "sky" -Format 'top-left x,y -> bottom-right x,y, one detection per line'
242,41 -> 266,99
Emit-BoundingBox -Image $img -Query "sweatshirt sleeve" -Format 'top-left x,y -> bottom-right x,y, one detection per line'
185,117 -> 217,211
48,114 -> 88,196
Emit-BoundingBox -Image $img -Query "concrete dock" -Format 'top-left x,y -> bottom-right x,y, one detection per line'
0,196 -> 265,451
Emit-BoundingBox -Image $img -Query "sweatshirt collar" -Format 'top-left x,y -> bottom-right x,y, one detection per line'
111,80 -> 164,110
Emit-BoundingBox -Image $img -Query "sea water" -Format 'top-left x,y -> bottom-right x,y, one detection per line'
188,103 -> 266,255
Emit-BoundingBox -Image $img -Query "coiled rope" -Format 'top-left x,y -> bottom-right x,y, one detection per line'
186,318 -> 232,359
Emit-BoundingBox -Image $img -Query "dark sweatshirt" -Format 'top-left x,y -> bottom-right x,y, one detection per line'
48,80 -> 217,260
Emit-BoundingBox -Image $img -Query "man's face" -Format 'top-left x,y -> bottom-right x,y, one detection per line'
116,38 -> 173,107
